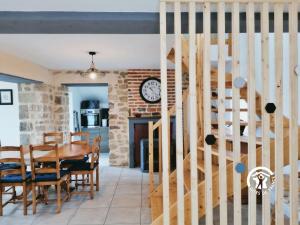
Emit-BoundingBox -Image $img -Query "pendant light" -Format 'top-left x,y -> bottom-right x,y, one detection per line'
80,51 -> 101,79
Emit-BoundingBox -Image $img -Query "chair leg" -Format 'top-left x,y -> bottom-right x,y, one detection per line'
32,184 -> 36,214
56,183 -> 61,213
12,186 -> 16,203
96,167 -> 99,192
90,173 -> 94,200
75,175 -> 78,190
22,183 -> 27,216
66,176 -> 71,200
82,174 -> 85,188
0,184 -> 3,216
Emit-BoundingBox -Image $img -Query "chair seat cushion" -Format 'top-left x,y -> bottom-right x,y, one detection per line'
34,170 -> 70,182
0,171 -> 31,183
61,156 -> 89,167
70,162 -> 98,172
0,163 -> 21,171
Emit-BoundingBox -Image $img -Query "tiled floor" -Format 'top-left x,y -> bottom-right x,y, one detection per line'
0,154 -> 151,225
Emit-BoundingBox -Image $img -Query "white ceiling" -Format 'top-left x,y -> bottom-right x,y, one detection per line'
0,34 -> 175,70
0,0 -> 160,12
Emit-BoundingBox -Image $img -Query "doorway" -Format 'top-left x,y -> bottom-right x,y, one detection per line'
67,83 -> 109,153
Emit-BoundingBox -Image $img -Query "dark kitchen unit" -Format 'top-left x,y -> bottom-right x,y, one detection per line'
80,100 -> 109,153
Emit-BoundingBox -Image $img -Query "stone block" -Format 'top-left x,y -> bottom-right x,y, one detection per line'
55,96 -> 62,105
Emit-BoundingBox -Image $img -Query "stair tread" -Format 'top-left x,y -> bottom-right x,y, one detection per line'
211,131 -> 263,145
198,146 -> 246,161
197,155 -> 219,173
211,108 -> 248,112
211,120 -> 262,126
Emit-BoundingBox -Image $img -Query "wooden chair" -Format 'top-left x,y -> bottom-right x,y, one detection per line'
70,132 -> 90,146
29,144 -> 70,214
43,132 -> 63,145
63,132 -> 90,188
0,146 -> 31,216
69,136 -> 101,199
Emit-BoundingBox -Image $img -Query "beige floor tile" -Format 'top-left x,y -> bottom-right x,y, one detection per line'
115,184 -> 141,195
80,195 -> 113,208
111,194 -> 141,208
118,176 -> 142,185
105,207 -> 140,224
141,208 -> 151,224
69,208 -> 109,225
0,210 -> 37,225
32,208 -> 76,225
141,195 -> 150,208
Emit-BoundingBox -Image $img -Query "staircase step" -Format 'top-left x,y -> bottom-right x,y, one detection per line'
211,96 -> 234,100
211,120 -> 262,127
211,120 -> 249,126
197,155 -> 219,173
211,92 -> 247,100
211,108 -> 248,112
150,195 -> 163,221
198,146 -> 246,161
211,130 -> 263,145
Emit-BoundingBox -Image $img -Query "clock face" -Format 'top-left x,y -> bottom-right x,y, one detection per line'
139,78 -> 161,103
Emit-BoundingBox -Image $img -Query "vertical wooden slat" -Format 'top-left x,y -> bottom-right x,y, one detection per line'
189,2 -> 199,225
174,2 -> 185,224
160,2 -> 170,225
247,2 -> 256,225
168,113 -> 171,174
149,121 -> 154,194
159,124 -> 162,183
274,4 -> 284,225
217,3 -> 228,225
197,34 -> 204,148
261,2 -> 271,225
232,2 -> 242,225
183,98 -> 189,157
288,1 -> 298,224
203,2 -> 213,225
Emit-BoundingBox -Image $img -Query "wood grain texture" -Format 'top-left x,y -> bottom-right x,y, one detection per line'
217,3 -> 228,225
261,2 -> 271,225
274,4 -> 284,225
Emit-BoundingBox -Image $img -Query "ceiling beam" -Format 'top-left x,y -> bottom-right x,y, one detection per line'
0,11 -> 297,34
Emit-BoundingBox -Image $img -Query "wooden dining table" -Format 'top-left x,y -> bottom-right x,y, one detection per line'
44,144 -> 91,160
24,144 -> 91,161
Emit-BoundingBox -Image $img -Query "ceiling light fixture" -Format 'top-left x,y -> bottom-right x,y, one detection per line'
80,51 -> 101,80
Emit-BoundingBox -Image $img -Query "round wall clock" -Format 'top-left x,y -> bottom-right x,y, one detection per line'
139,77 -> 161,103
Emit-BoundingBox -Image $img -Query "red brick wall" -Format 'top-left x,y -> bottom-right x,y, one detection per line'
128,69 -> 179,117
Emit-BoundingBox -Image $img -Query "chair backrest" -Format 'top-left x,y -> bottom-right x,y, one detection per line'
29,144 -> 60,180
90,136 -> 101,169
43,132 -> 63,145
0,146 -> 26,180
70,132 -> 90,145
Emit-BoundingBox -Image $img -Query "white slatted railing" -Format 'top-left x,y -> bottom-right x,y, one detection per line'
158,1 -> 299,225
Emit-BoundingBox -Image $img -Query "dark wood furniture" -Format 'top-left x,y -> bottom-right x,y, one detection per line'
29,144 -> 70,214
69,136 -> 101,199
43,132 -> 63,145
0,146 -> 31,216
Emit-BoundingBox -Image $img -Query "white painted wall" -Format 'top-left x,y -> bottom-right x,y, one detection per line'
0,81 -> 20,146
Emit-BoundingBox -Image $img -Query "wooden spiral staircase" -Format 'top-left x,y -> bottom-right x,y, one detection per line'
148,35 -> 299,225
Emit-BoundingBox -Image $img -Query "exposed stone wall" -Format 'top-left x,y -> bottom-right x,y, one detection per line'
18,83 -> 69,145
107,72 -> 129,166
52,70 -> 129,166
